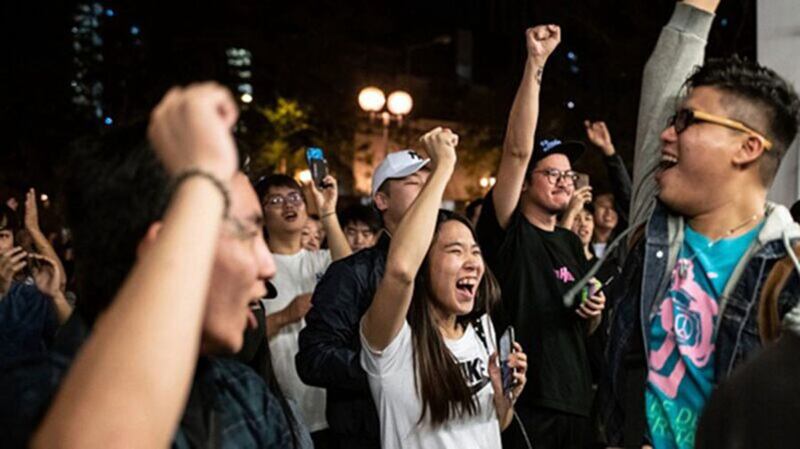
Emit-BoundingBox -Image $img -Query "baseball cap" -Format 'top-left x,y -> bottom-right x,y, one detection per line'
371,150 -> 430,196
531,139 -> 585,166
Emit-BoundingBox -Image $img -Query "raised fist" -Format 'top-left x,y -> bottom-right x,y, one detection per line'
526,25 -> 561,65
147,82 -> 240,181
419,127 -> 458,170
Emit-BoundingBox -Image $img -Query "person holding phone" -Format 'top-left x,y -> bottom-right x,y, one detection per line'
360,127 -> 527,449
257,171 -> 351,446
0,204 -> 71,369
475,24 -> 605,449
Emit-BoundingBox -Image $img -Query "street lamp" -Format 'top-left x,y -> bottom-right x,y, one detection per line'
358,86 -> 414,169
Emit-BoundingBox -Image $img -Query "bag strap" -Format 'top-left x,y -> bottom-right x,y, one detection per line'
758,242 -> 800,343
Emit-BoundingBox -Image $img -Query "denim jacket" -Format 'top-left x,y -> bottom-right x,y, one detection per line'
601,200 -> 800,445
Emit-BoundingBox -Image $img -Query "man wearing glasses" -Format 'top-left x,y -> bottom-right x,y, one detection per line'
475,24 -> 606,449
256,173 -> 352,447
599,0 -> 800,448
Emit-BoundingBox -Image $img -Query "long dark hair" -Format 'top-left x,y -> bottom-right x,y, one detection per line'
407,211 -> 501,426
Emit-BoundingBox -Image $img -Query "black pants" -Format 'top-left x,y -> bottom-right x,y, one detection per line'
503,405 -> 589,449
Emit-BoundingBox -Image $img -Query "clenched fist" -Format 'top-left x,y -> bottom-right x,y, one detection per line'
147,82 -> 240,181
526,25 -> 561,66
419,127 -> 458,170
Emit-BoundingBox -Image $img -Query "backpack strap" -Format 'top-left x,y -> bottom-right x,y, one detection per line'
471,316 -> 490,353
758,242 -> 800,343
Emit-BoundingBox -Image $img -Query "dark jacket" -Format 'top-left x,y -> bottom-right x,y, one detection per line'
0,310 -> 299,448
602,201 -> 800,446
295,233 -> 389,447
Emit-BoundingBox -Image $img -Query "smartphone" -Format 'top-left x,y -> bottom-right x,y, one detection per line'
499,326 -> 516,395
576,172 -> 590,189
306,147 -> 329,188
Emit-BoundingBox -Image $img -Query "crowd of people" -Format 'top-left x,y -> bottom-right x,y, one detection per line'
2,0 -> 800,448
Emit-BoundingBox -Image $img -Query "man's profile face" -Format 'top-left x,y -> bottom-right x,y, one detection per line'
656,86 -> 758,217
201,173 -> 276,354
374,169 -> 431,226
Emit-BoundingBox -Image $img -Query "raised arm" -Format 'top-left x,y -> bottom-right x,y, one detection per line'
628,0 -> 718,227
493,25 -> 561,229
32,83 -> 239,449
309,175 -> 352,261
584,120 -> 632,223
361,128 -> 457,351
24,188 -> 68,293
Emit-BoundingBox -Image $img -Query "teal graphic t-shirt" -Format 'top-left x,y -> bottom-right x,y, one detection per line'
645,223 -> 762,449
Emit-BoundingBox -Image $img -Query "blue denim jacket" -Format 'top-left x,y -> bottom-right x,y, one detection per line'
602,201 -> 800,445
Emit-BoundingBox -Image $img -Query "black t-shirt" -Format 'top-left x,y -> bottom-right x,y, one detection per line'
476,190 -> 592,416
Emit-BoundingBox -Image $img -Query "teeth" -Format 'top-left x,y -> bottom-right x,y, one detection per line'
661,154 -> 678,164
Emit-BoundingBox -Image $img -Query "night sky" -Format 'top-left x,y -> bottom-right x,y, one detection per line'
2,0 -> 756,205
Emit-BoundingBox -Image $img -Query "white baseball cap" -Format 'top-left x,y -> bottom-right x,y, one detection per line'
371,149 -> 430,196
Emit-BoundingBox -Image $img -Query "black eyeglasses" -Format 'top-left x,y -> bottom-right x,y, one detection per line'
532,168 -> 579,186
668,108 -> 773,150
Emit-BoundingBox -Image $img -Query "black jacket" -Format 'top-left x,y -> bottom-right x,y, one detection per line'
295,233 -> 389,447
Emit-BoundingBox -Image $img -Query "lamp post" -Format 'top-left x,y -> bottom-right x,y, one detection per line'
358,86 -> 413,170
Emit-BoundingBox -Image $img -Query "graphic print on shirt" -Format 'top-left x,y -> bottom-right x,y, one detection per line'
554,266 -> 576,283
646,256 -> 719,449
458,356 -> 491,395
648,259 -> 718,398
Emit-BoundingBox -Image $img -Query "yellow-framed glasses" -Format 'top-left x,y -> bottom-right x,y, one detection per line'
668,108 -> 773,151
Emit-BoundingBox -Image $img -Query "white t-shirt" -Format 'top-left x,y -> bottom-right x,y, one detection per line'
263,249 -> 332,432
360,315 -> 503,449
592,242 -> 607,259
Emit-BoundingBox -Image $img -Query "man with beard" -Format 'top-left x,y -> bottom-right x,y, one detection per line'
475,24 -> 606,449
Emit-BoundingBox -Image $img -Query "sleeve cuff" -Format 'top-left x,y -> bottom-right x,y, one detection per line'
669,2 -> 716,40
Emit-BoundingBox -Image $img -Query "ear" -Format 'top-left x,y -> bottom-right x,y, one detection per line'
373,191 -> 389,213
732,135 -> 767,168
136,222 -> 163,258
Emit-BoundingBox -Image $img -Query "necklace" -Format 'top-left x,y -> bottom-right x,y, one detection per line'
677,211 -> 763,279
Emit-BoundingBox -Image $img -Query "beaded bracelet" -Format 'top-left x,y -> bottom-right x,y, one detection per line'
171,169 -> 231,218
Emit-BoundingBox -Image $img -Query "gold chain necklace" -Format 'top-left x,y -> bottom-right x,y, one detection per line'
677,212 -> 763,279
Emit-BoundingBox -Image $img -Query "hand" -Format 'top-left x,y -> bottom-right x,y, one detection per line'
683,0 -> 721,14
584,121 -> 615,156
24,188 -> 41,233
284,293 -> 313,324
489,342 -> 528,406
0,247 -> 27,295
526,25 -> 561,66
568,186 -> 593,212
577,284 -> 606,320
30,254 -> 63,299
147,82 -> 240,181
419,127 -> 458,170
309,175 -> 338,216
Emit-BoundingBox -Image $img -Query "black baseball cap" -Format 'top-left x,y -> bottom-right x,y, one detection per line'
532,139 -> 585,166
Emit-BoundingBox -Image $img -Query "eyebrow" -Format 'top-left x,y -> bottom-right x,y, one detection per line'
443,241 -> 481,250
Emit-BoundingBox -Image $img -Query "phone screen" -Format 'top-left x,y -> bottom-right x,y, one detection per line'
499,326 -> 515,394
306,147 -> 329,188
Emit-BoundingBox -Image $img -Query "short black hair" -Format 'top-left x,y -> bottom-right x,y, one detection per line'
686,55 -> 800,185
340,204 -> 381,232
0,205 -> 19,234
65,123 -> 170,324
255,174 -> 303,204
